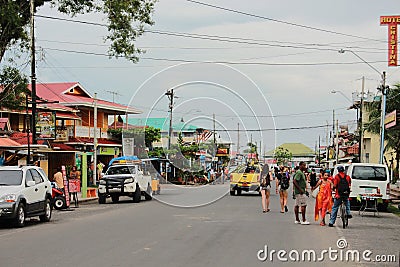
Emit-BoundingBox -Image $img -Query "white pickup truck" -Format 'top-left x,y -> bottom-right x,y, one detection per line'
98,163 -> 152,204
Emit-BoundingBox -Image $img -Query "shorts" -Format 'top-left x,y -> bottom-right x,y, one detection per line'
295,194 -> 307,207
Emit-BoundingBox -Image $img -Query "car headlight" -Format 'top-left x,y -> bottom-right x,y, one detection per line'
124,178 -> 134,184
0,194 -> 17,203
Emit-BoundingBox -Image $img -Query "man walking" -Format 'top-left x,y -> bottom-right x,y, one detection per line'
293,162 -> 310,225
329,166 -> 352,227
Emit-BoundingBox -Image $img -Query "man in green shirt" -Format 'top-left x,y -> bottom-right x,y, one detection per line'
293,161 -> 310,225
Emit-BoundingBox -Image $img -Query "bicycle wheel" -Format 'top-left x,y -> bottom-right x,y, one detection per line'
341,204 -> 347,229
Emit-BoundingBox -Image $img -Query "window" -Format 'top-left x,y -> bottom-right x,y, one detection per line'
0,170 -> 22,185
352,166 -> 387,181
25,170 -> 34,186
30,169 -> 44,184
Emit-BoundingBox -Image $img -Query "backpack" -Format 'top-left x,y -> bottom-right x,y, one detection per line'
337,173 -> 350,196
260,172 -> 270,187
280,173 -> 290,190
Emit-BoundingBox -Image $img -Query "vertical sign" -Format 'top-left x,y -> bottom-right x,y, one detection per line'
61,165 -> 70,207
380,16 -> 400,66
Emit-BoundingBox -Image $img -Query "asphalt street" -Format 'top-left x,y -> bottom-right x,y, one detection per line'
0,183 -> 399,267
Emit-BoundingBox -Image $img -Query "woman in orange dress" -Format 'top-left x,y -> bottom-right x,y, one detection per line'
312,171 -> 333,226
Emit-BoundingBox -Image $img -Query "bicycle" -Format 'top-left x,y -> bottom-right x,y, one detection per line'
338,196 -> 349,229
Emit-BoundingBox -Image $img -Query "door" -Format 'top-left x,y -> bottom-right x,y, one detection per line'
30,169 -> 47,212
23,170 -> 41,214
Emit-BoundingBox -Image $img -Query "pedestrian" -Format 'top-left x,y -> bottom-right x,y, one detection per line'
319,169 -> 324,180
309,168 -> 317,188
276,166 -> 290,213
210,168 -> 215,184
69,166 -> 81,180
69,166 -> 80,207
97,160 -> 105,180
293,162 -> 310,225
53,167 -> 64,189
312,170 -> 333,226
259,164 -> 272,213
329,166 -> 352,227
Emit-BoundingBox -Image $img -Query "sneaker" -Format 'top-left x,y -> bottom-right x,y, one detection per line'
328,223 -> 334,227
295,220 -> 301,224
301,221 -> 310,225
285,205 -> 288,212
347,214 -> 353,219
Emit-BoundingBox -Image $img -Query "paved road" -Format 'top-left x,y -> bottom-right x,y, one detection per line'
0,184 -> 399,267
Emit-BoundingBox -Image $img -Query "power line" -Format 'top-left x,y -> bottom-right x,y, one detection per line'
184,0 -> 385,43
41,47 -> 387,66
35,15 -> 387,53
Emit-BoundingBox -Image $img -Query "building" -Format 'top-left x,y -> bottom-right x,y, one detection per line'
264,143 -> 316,167
0,82 -> 141,182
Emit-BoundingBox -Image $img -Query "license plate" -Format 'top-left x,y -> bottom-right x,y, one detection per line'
365,188 -> 373,193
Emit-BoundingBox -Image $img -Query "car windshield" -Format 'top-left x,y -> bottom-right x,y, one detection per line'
0,170 -> 23,185
106,166 -> 136,175
351,166 -> 387,181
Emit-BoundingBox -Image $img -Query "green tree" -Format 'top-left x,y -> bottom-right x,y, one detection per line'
274,146 -> 292,166
0,66 -> 29,110
365,83 -> 400,181
0,0 -> 156,63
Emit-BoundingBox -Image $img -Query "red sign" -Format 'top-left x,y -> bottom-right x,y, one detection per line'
381,16 -> 400,66
68,179 -> 81,193
61,166 -> 70,207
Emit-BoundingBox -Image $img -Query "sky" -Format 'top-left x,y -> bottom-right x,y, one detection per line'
6,0 -> 400,154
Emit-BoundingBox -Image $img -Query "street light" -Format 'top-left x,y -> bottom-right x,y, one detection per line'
331,90 -> 353,103
339,49 -> 388,164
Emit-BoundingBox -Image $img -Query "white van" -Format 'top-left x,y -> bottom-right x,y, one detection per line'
333,163 -> 390,211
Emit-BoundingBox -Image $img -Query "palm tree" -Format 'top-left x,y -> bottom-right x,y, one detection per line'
364,83 -> 400,182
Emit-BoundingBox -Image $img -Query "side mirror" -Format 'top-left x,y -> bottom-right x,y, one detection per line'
26,181 -> 35,187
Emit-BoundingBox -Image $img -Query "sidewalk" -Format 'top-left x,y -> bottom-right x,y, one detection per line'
69,191 -> 98,205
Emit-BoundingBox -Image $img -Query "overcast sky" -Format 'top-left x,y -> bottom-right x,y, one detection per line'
11,0 -> 400,153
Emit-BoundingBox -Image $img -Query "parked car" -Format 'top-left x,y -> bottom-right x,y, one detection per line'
0,166 -> 52,227
98,162 -> 152,204
333,163 -> 390,211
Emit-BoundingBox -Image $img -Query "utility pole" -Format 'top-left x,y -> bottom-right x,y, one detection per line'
379,72 -> 388,165
326,122 -> 329,162
318,135 -> 321,165
26,95 -> 31,164
93,93 -> 98,185
237,123 -> 240,154
30,0 -> 37,145
358,76 -> 365,163
165,89 -> 174,150
335,120 -> 339,165
213,113 -> 216,144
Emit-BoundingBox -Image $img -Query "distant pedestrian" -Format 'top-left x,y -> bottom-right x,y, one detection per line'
69,166 -> 80,207
276,166 -> 290,213
53,167 -> 63,189
259,164 -> 272,213
312,170 -> 333,226
293,162 -> 310,225
309,169 -> 317,188
97,160 -> 105,180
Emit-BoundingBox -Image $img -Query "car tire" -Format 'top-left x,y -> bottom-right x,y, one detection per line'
145,184 -> 153,201
39,199 -> 52,222
98,194 -> 106,204
230,190 -> 235,196
133,184 -> 141,203
111,195 -> 119,203
54,196 -> 67,210
13,203 -> 25,228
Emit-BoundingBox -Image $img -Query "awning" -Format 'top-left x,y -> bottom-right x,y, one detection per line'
0,137 -> 22,148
